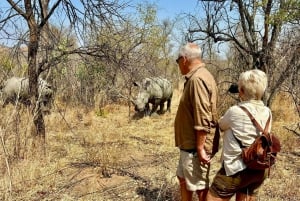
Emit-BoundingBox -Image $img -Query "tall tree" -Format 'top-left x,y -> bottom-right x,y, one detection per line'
187,0 -> 300,107
0,0 -> 126,150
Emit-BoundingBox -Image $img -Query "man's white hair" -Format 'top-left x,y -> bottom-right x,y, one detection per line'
178,43 -> 202,60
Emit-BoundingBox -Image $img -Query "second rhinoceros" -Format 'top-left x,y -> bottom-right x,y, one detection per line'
0,76 -> 53,113
133,77 -> 173,116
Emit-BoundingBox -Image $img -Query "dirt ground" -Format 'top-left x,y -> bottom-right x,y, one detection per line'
44,89 -> 299,201
1,89 -> 299,201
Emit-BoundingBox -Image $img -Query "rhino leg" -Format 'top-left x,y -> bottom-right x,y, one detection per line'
158,102 -> 165,114
2,94 -> 17,107
2,99 -> 9,107
144,103 -> 151,116
150,103 -> 159,115
166,98 -> 171,113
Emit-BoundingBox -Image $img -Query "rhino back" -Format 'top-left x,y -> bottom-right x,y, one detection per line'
148,77 -> 172,99
145,78 -> 163,99
2,77 -> 29,98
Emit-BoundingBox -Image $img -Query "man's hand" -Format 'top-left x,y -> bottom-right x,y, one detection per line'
196,130 -> 211,164
197,149 -> 211,164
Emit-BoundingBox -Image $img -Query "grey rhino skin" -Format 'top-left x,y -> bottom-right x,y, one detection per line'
0,77 -> 53,113
133,77 -> 173,116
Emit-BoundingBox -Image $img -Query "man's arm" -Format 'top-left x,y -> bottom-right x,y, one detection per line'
196,130 -> 211,164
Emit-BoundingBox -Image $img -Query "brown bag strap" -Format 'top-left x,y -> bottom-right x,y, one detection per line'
211,123 -> 220,156
239,106 -> 271,135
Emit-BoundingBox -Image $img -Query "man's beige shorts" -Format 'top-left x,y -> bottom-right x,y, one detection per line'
176,150 -> 210,191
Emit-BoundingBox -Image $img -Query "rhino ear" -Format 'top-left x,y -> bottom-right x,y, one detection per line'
133,81 -> 140,87
145,80 -> 151,89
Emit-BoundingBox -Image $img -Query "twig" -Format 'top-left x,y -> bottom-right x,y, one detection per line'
283,124 -> 300,137
0,127 -> 12,194
53,102 -> 77,136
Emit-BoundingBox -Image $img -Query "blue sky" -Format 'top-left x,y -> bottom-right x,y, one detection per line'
151,0 -> 199,19
131,0 -> 200,20
0,0 -> 200,27
0,0 -> 202,52
0,0 -> 200,20
0,0 -> 227,58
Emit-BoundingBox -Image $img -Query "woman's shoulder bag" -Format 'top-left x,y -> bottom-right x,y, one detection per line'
236,106 -> 281,176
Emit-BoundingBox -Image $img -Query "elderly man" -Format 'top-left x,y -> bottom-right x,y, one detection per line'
174,43 -> 218,201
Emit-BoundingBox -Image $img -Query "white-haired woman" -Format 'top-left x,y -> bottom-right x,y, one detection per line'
206,69 -> 271,201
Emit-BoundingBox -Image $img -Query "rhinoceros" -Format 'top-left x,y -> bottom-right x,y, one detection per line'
132,77 -> 173,116
0,77 -> 53,113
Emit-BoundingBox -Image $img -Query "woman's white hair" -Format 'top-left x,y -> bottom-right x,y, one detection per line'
238,69 -> 268,100
178,43 -> 202,60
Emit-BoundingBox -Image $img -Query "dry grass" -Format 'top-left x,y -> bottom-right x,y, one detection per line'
0,90 -> 299,201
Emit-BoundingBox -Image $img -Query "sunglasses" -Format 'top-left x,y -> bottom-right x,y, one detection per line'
176,56 -> 183,64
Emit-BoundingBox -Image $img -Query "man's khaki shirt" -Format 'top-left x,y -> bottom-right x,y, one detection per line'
175,64 -> 218,154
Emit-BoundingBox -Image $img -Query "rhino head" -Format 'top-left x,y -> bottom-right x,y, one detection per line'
133,80 -> 151,113
37,78 -> 53,112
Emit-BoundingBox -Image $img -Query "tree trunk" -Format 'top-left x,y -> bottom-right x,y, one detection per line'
27,17 -> 46,154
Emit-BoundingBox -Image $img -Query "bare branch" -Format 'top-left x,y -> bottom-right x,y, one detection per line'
6,0 -> 27,18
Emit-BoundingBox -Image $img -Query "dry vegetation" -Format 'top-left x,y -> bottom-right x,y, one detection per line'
0,89 -> 299,201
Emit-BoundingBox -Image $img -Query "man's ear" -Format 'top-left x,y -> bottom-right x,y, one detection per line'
182,56 -> 187,65
239,87 -> 244,93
